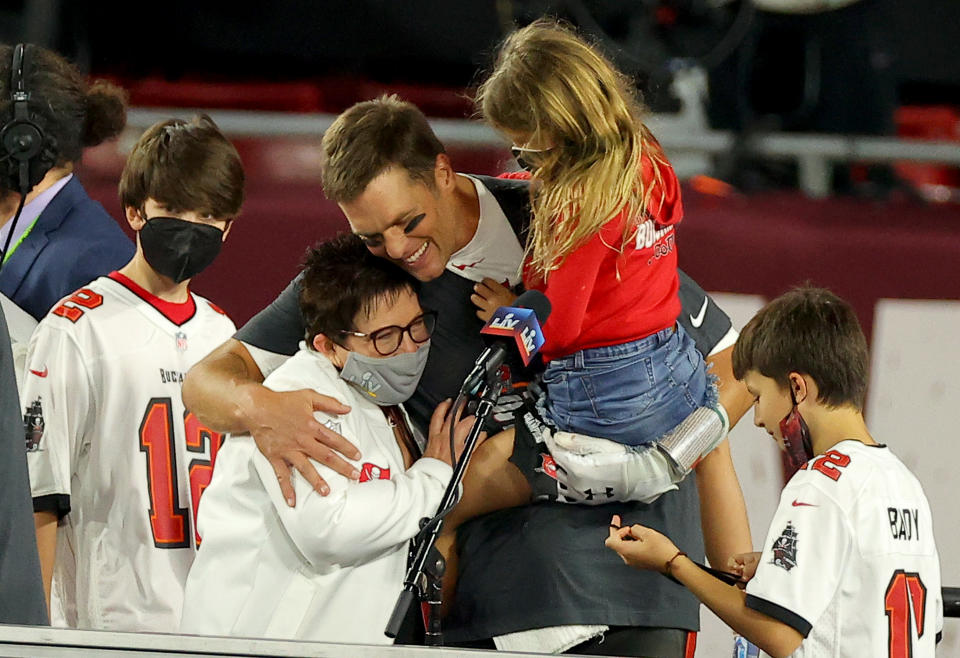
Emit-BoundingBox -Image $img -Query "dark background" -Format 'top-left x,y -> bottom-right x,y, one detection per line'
3,0 -> 960,127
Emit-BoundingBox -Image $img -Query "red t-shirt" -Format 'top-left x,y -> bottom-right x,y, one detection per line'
507,158 -> 682,362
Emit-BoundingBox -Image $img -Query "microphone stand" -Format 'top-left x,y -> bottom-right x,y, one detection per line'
384,370 -> 504,645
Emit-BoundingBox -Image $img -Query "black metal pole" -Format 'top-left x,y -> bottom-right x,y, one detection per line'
944,587 -> 960,618
384,376 -> 502,643
422,548 -> 444,645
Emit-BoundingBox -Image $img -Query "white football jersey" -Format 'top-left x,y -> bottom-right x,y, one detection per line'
746,440 -> 942,658
22,272 -> 235,632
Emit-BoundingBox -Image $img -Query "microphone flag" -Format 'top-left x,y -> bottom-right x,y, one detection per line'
480,306 -> 544,366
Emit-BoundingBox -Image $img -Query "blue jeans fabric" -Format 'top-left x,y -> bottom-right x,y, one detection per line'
538,324 -> 715,447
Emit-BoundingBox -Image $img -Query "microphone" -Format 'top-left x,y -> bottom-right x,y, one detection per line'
461,290 -> 551,395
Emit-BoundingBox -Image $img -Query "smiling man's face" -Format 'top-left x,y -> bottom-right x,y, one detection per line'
340,165 -> 459,282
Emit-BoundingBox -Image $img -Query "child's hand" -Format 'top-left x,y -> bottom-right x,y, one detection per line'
471,277 -> 517,322
605,514 -> 680,573
727,551 -> 762,587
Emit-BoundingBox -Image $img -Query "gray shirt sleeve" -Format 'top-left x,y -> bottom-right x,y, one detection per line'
234,274 -> 305,357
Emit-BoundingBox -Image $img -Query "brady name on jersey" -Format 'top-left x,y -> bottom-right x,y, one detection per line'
746,440 -> 942,657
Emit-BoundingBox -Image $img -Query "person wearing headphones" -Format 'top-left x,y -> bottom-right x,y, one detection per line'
0,43 -> 132,323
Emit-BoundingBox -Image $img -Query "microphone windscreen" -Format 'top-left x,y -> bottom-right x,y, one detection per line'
515,289 -> 552,324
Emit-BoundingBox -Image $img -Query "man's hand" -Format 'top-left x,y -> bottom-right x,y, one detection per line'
471,277 -> 517,322
423,398 -> 481,466
247,386 -> 359,506
728,551 -> 762,587
546,430 -> 678,505
184,339 -> 362,506
605,514 -> 680,573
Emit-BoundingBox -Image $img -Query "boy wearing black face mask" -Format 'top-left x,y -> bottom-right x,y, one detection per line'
23,115 -> 244,631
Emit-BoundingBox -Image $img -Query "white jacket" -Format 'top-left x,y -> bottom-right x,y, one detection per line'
180,347 -> 451,643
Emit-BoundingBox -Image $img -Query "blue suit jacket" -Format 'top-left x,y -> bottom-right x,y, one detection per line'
0,177 -> 134,321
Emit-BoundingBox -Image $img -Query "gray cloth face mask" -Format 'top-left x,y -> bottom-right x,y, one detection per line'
337,341 -> 430,406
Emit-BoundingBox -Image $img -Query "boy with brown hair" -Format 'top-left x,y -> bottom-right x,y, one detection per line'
24,114 -> 244,631
606,287 -> 943,657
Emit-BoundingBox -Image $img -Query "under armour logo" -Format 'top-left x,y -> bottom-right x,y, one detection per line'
583,487 -> 615,501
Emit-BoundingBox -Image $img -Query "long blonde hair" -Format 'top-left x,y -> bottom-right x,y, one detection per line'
477,19 -> 667,280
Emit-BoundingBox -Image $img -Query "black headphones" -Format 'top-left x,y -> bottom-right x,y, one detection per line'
1,43 -> 55,198
1,43 -> 58,272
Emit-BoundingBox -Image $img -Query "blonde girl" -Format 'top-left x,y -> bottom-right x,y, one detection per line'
475,19 -> 715,447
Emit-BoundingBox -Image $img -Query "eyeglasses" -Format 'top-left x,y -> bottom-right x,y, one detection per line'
510,145 -> 554,172
338,310 -> 438,356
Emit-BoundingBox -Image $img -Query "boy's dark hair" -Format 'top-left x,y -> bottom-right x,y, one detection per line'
732,287 -> 869,410
118,114 -> 244,218
299,233 -> 419,345
0,43 -> 127,196
320,94 -> 444,203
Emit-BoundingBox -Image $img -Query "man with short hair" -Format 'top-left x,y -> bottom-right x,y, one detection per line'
607,287 -> 943,658
184,95 -> 753,656
25,114 -> 244,631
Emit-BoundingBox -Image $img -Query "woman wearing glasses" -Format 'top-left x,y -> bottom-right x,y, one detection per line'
180,234 -> 474,644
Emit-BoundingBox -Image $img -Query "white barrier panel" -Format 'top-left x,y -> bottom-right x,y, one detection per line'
868,299 -> 960,657
696,293 -> 785,657
708,293 -> 785,546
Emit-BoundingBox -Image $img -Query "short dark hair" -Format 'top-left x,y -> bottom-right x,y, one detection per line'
118,114 -> 244,218
299,232 -> 420,345
0,43 -> 127,195
320,94 -> 444,203
732,287 -> 869,409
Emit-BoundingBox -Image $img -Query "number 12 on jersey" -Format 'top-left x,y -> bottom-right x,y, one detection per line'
139,398 -> 223,549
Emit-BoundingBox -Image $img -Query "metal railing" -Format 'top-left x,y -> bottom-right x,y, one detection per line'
125,107 -> 960,198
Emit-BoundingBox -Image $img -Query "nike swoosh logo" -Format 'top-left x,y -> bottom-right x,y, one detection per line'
690,297 -> 709,328
29,367 -> 48,378
791,499 -> 817,507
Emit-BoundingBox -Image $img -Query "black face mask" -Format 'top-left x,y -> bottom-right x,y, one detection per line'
139,216 -> 224,283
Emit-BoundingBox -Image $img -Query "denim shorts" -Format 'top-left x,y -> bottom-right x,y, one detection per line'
538,324 -> 715,447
